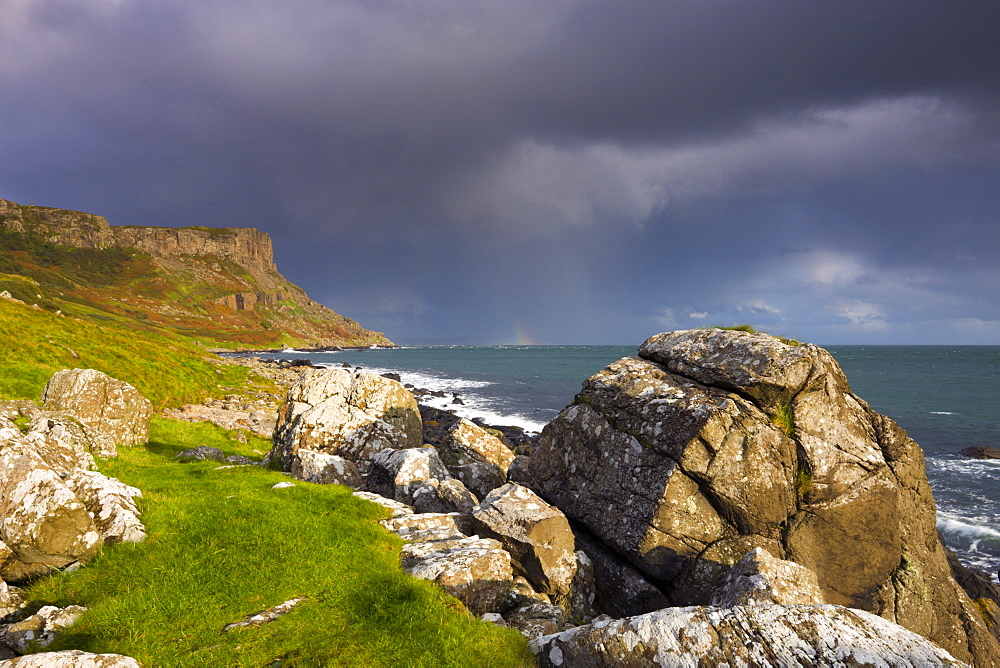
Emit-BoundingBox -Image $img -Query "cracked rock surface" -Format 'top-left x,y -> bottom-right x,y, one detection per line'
526,329 -> 999,666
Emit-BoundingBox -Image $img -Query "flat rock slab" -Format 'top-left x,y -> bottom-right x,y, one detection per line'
531,604 -> 969,667
0,651 -> 141,667
222,597 -> 307,632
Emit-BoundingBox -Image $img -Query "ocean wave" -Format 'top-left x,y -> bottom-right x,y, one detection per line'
930,411 -> 956,415
316,363 -> 547,433
937,511 -> 1000,543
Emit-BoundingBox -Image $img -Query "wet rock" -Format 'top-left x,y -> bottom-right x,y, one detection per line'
290,450 -> 363,487
269,369 -> 421,473
959,446 -> 1000,460
175,446 -> 225,462
439,419 -> 517,498
531,604 -> 968,667
41,369 -> 152,450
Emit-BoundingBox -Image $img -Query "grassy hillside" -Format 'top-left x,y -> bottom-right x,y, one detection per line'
0,210 -> 389,350
0,297 -> 259,408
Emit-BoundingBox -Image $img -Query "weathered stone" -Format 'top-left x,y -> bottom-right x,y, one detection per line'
366,448 -> 451,503
504,601 -> 566,641
439,419 -> 517,498
175,446 -> 225,462
351,491 -> 413,518
711,547 -> 825,607
28,412 -> 112,461
269,369 -> 421,472
526,330 -> 1000,665
22,429 -> 96,476
224,455 -> 256,466
0,420 -> 102,581
531,604 -> 968,667
222,596 -> 307,632
573,529 -> 670,618
0,650 -> 141,667
290,449 -> 363,487
63,471 -> 145,544
0,605 -> 86,653
379,512 -> 473,540
41,369 -> 151,449
472,483 -> 577,599
401,536 -> 514,615
410,478 -> 479,515
0,582 -> 25,622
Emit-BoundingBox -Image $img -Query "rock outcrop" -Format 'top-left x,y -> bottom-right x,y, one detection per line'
531,604 -> 969,667
0,198 -> 390,348
0,651 -> 141,667
270,369 -> 422,473
42,369 -> 152,454
438,419 -> 517,498
525,329 -> 1000,666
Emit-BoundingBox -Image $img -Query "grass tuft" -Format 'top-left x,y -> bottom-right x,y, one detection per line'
771,404 -> 796,438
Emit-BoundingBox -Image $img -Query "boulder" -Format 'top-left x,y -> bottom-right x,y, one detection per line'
401,535 -> 514,615
526,329 -> 1000,665
0,604 -> 87,653
379,512 -> 473,540
439,419 -> 517,498
366,448 -> 452,503
531,604 -> 968,667
710,547 -> 825,607
28,412 -> 113,460
41,369 -> 152,450
63,471 -> 145,544
504,601 -> 566,640
0,420 -> 102,581
290,450 -> 363,487
0,418 -> 144,582
410,478 -> 479,515
0,650 -> 141,667
471,484 -> 577,600
269,369 -> 421,472
959,446 -> 1000,460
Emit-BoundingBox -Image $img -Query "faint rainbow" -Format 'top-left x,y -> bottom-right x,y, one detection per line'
515,324 -> 536,346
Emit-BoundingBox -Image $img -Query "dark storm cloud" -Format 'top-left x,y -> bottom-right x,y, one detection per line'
2,0 -> 999,342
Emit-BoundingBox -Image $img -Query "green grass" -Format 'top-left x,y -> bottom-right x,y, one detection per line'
771,404 -> 796,438
709,325 -> 803,346
0,299 -> 256,408
25,418 -> 533,667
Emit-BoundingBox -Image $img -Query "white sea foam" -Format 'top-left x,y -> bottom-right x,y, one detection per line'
930,411 -> 956,415
316,363 -> 547,433
937,511 -> 1000,542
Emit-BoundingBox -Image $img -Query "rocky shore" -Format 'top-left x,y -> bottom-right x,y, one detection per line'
1,330 -> 998,665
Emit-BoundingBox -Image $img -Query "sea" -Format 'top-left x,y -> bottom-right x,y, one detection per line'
246,344 -> 999,582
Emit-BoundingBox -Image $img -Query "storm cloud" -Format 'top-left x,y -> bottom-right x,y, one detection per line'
2,0 -> 999,343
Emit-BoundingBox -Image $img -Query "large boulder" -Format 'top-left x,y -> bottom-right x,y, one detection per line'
366,448 -> 452,503
290,449 -> 364,488
438,419 -> 517,498
269,369 -> 421,472
526,329 -> 1000,666
0,417 -> 144,582
401,536 -> 514,616
41,369 -> 152,453
531,604 -> 968,667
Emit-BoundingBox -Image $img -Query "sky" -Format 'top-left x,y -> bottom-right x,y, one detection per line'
2,1 -> 999,345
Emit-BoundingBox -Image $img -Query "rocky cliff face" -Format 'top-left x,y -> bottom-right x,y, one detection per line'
0,199 -> 390,348
525,329 -> 1000,666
